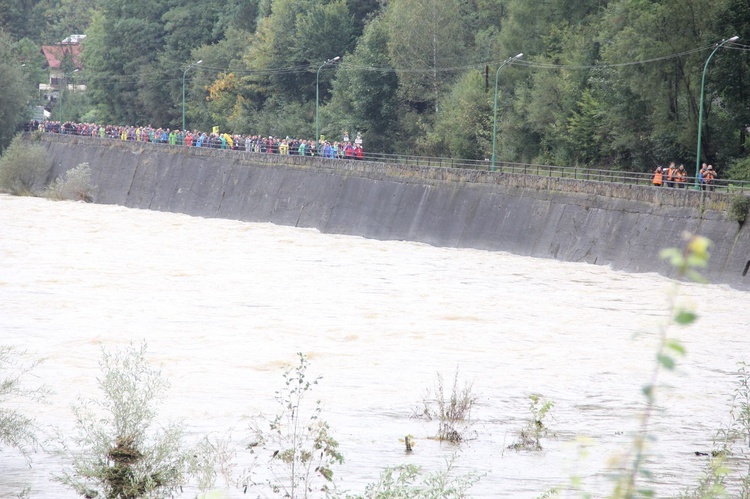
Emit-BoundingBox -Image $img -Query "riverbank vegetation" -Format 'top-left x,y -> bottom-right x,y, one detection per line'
0,136 -> 49,195
0,135 -> 94,201
2,336 -> 749,497
3,0 -> 750,177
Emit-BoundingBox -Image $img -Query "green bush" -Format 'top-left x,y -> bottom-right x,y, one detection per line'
44,162 -> 95,202
0,135 -> 49,195
728,195 -> 750,224
53,342 -> 196,499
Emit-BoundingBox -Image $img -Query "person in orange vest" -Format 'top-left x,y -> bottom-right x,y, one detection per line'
699,162 -> 708,190
674,164 -> 687,188
652,166 -> 664,187
703,164 -> 716,191
666,161 -> 676,188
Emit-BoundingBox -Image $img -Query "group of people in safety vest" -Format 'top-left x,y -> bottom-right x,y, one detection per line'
652,162 -> 690,188
698,163 -> 718,191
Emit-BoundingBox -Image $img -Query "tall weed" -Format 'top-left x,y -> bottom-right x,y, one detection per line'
608,234 -> 711,498
415,368 -> 477,443
243,353 -> 343,497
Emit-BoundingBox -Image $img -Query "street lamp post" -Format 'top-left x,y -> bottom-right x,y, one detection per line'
491,53 -> 523,171
695,36 -> 738,188
316,56 -> 340,147
182,60 -> 203,131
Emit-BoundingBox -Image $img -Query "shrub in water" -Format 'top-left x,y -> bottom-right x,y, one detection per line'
53,342 -> 198,499
508,394 -> 555,452
415,368 -> 477,443
45,162 -> 95,202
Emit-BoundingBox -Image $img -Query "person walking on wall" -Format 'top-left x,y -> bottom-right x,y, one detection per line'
652,166 -> 664,187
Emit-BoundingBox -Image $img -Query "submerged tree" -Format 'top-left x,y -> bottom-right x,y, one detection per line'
53,342 -> 196,499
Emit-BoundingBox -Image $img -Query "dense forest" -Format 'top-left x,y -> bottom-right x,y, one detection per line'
2,0 -> 750,178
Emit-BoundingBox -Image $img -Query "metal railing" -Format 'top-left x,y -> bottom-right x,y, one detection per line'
357,151 -> 749,193
34,127 -> 750,194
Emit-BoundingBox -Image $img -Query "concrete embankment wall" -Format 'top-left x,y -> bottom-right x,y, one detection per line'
36,134 -> 750,290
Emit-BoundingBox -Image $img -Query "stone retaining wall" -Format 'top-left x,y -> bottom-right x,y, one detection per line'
34,133 -> 750,289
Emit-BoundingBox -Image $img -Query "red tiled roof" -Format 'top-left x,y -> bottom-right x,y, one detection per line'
41,43 -> 83,70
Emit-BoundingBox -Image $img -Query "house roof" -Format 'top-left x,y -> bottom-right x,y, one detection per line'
41,42 -> 84,70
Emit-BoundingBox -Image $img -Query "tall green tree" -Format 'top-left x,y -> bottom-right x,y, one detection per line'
714,0 -> 750,166
0,0 -> 44,41
425,69 -> 493,159
492,0 -> 611,164
595,0 -> 730,170
246,0 -> 355,103
84,0 -> 236,126
186,27 -> 254,132
83,5 -> 168,124
347,0 -> 381,37
324,16 -> 399,151
34,0 -> 99,43
0,30 -> 31,152
384,0 -> 470,112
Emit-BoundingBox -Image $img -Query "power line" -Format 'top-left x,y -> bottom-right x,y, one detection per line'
80,42 -> 745,85
513,46 -> 712,70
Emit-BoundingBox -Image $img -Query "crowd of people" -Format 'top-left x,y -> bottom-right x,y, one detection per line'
651,161 -> 717,190
23,121 -> 725,190
27,120 -> 366,160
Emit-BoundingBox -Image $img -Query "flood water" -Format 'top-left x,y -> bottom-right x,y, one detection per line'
1,194 -> 749,498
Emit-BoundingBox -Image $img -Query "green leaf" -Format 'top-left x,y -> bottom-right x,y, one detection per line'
664,339 -> 686,356
657,354 -> 675,370
674,310 -> 697,325
642,384 -> 653,397
319,466 -> 334,481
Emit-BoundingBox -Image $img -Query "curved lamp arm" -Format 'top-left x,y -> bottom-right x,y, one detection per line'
694,36 -> 738,187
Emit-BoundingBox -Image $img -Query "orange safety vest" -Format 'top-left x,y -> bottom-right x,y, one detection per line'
652,169 -> 663,186
704,169 -> 716,183
667,166 -> 676,181
675,169 -> 687,183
